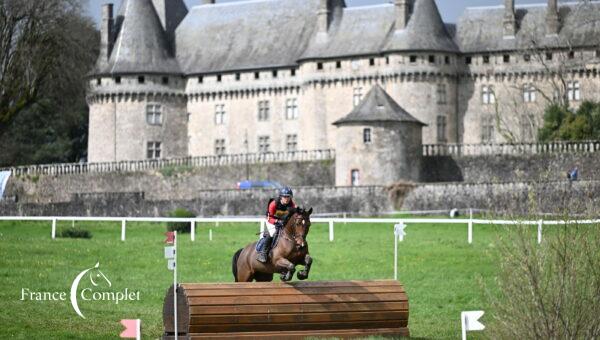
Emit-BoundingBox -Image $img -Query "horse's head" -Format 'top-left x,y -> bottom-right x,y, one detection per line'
285,207 -> 313,250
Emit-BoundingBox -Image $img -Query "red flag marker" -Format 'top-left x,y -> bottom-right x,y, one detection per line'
120,319 -> 140,340
164,231 -> 175,244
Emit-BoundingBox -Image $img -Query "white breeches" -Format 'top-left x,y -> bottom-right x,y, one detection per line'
261,222 -> 277,238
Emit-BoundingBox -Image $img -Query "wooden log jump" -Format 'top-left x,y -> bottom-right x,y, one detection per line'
163,280 -> 409,339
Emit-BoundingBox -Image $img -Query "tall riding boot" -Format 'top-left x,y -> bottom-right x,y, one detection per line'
257,235 -> 273,263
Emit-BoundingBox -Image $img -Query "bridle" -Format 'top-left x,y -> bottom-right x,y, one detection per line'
279,214 -> 307,245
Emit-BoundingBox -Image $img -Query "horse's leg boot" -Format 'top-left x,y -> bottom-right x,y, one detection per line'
257,235 -> 272,263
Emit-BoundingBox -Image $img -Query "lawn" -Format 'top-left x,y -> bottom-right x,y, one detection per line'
0,218 -> 520,339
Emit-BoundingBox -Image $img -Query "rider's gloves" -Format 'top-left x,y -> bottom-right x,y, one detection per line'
275,220 -> 284,229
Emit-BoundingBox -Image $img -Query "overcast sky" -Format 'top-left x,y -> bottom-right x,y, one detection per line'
86,0 -> 556,25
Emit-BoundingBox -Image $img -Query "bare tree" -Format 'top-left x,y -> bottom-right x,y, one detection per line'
0,0 -> 87,132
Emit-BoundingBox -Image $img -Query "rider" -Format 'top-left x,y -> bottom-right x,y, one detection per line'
257,186 -> 297,263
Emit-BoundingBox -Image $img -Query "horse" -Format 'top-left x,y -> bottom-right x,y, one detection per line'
232,207 -> 313,282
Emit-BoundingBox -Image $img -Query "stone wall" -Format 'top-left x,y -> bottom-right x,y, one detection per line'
0,186 -> 392,217
421,152 -> 600,183
4,160 -> 335,203
401,180 -> 600,216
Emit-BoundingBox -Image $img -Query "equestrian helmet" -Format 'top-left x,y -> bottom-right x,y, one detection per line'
279,186 -> 293,197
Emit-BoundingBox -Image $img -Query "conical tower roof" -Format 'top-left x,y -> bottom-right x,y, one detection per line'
384,0 -> 457,53
333,85 -> 425,125
105,0 -> 181,75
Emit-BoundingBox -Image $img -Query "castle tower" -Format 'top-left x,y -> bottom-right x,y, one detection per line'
333,85 -> 425,186
87,0 -> 188,162
384,0 -> 459,144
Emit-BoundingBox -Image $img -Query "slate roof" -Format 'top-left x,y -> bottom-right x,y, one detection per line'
175,0 -> 322,74
333,85 -> 425,125
384,0 -> 458,53
95,0 -> 181,75
455,2 -> 600,53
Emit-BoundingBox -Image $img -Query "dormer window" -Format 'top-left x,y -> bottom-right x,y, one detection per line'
217,74 -> 222,82
115,76 -> 121,84
336,61 -> 341,69
272,70 -> 278,78
503,54 -> 510,63
483,55 -> 490,64
409,55 -> 417,63
369,58 -> 375,66
291,69 -> 296,77
96,78 -> 101,85
162,76 -> 169,85
317,62 -> 323,70
138,76 -> 145,84
465,56 -> 472,65
198,76 -> 204,83
254,72 -> 260,79
235,73 -> 241,81
546,52 -> 553,60
428,55 -> 435,63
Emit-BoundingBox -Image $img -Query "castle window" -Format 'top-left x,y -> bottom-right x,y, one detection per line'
436,84 -> 447,105
317,62 -> 323,70
546,52 -> 553,61
520,114 -> 535,141
386,56 -> 390,65
483,55 -> 490,64
198,76 -> 204,83
254,72 -> 260,79
96,78 -> 101,85
162,77 -> 169,85
369,58 -> 375,66
436,116 -> 447,142
353,87 -> 363,107
503,54 -> 510,63
481,116 -> 495,144
217,74 -> 222,82
523,54 -> 531,62
363,128 -> 371,144
523,83 -> 537,103
115,76 -> 121,84
147,142 -> 161,159
146,104 -> 162,125
567,81 -> 581,101
336,61 -> 342,69
215,104 -> 226,125
568,51 -> 575,59
481,85 -> 495,104
351,169 -> 360,186
138,76 -> 145,84
409,55 -> 417,63
596,50 -> 600,58
272,70 -> 278,78
286,134 -> 298,152
291,69 -> 296,77
258,136 -> 271,153
215,139 -> 226,156
465,56 -> 472,65
285,98 -> 299,120
235,73 -> 241,81
428,55 -> 435,63
258,100 -> 270,121
444,56 -> 450,64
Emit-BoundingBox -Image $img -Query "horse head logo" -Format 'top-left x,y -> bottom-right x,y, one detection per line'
70,262 -> 111,319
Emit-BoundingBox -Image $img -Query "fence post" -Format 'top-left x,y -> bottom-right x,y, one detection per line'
468,209 -> 473,244
121,219 -> 126,241
51,218 -> 57,239
209,229 -> 213,241
537,220 -> 543,244
260,220 -> 266,233
191,221 -> 196,242
329,220 -> 334,242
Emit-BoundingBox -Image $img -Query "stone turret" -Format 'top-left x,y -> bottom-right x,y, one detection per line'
333,85 -> 425,186
87,0 -> 187,163
503,0 -> 516,37
394,0 -> 411,31
546,0 -> 560,35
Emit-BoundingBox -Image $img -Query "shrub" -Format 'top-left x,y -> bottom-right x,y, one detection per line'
166,208 -> 196,233
488,218 -> 600,338
59,228 -> 92,239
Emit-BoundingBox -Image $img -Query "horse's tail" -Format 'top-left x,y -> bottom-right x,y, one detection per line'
232,248 -> 243,282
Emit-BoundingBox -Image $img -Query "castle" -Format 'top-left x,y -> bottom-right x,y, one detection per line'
88,0 -> 600,186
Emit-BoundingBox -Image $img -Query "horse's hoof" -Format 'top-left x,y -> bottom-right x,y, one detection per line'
297,271 -> 308,280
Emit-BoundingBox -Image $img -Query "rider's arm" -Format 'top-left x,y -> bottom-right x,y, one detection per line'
267,201 -> 278,225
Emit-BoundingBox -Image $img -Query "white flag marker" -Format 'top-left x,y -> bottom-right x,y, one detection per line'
164,246 -> 175,259
393,222 -> 407,280
461,311 -> 485,340
394,223 -> 407,241
167,259 -> 176,270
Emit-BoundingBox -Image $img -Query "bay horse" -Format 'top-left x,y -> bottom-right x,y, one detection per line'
232,207 -> 313,282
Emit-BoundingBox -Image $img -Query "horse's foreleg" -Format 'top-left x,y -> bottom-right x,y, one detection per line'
297,254 -> 312,280
274,258 -> 295,282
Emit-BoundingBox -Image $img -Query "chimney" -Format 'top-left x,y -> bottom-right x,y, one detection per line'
201,0 -> 215,4
395,0 -> 410,31
100,4 -> 114,61
503,0 -> 516,37
317,0 -> 330,34
546,0 -> 560,35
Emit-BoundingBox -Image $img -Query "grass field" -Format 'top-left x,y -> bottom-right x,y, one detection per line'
0,217 -> 522,339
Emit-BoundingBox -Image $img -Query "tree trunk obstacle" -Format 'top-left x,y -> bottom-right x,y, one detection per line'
163,280 -> 409,339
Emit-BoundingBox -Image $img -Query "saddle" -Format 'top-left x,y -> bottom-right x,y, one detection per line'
255,230 -> 281,252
